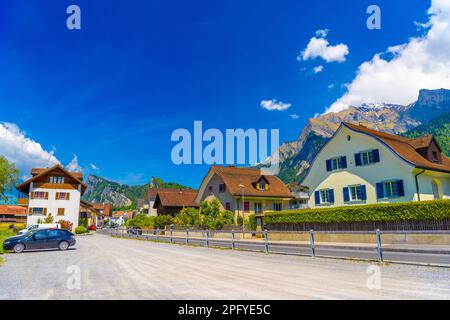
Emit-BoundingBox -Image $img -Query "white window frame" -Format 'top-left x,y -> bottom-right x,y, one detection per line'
319,190 -> 330,204
349,185 -> 362,202
361,150 -> 375,166
330,157 -> 344,171
384,181 -> 399,198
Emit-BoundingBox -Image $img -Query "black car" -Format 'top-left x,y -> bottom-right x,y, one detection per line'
3,228 -> 76,253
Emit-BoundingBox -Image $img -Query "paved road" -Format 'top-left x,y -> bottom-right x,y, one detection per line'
120,231 -> 450,266
1,233 -> 450,299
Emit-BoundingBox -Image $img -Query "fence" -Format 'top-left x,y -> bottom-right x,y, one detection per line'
103,227 -> 450,264
266,219 -> 450,232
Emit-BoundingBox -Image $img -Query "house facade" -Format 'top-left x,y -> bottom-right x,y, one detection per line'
137,188 -> 159,216
0,205 -> 27,224
153,189 -> 199,216
303,122 -> 450,209
16,164 -> 86,230
196,166 -> 294,228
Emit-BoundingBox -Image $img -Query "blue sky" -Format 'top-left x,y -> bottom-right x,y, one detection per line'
0,1 -> 441,188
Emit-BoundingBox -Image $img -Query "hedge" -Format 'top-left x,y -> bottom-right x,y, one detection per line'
264,200 -> 450,225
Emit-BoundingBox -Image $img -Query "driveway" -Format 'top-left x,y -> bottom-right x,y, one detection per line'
1,233 -> 449,299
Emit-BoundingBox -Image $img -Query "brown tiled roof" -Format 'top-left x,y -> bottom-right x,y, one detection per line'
209,166 -> 294,198
145,188 -> 160,201
0,205 -> 27,216
17,164 -> 86,193
92,203 -> 113,216
344,122 -> 450,173
155,189 -> 199,207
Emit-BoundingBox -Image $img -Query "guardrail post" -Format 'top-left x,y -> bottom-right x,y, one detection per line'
186,228 -> 189,245
170,227 -> 173,244
263,229 -> 269,253
309,229 -> 315,257
376,229 -> 383,262
156,228 -> 160,242
205,230 -> 209,248
231,230 -> 235,250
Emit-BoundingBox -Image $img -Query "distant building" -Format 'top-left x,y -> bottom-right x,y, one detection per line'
303,122 -> 450,209
0,205 -> 27,224
195,166 -> 294,229
16,164 -> 86,230
153,189 -> 199,216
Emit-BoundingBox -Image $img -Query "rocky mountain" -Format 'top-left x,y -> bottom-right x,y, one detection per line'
82,175 -> 188,209
266,89 -> 450,183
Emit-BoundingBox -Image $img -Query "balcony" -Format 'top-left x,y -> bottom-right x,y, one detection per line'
18,198 -> 29,206
291,191 -> 310,199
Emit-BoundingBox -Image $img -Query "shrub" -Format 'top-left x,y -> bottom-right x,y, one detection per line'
127,214 -> 155,229
246,215 -> 257,231
264,200 -> 450,225
154,215 -> 174,229
174,207 -> 201,227
74,226 -> 88,234
0,229 -> 15,254
58,220 -> 73,231
44,213 -> 54,224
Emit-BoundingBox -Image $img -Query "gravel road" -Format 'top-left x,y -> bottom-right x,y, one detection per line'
1,233 -> 449,299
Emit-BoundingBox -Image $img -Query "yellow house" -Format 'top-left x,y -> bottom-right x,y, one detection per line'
303,122 -> 450,208
196,166 -> 294,229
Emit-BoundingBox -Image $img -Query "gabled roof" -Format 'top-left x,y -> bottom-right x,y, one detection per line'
203,166 -> 294,198
16,164 -> 87,194
343,122 -> 450,173
154,189 -> 199,208
80,200 -> 102,215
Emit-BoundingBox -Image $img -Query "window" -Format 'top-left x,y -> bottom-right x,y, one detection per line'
56,192 -> 69,200
254,203 -> 263,214
208,186 -> 213,194
315,189 -> 334,205
320,190 -> 330,203
219,184 -> 226,193
243,202 -> 250,212
225,202 -> 231,211
31,208 -> 45,215
355,149 -> 380,166
34,230 -> 49,240
50,176 -> 65,184
58,208 -> 65,216
48,229 -> 60,237
32,191 -> 47,199
326,156 -> 347,172
272,203 -> 282,211
432,151 -> 438,162
344,185 -> 367,202
376,180 -> 405,199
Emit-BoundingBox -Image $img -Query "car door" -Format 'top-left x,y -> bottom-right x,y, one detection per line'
46,229 -> 62,248
29,230 -> 50,249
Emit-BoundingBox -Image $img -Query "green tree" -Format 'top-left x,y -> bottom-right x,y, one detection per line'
174,207 -> 201,226
154,215 -> 174,229
44,213 -> 54,224
0,156 -> 19,202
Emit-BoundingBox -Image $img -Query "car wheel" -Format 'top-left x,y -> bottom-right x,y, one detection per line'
13,243 -> 25,253
58,241 -> 69,251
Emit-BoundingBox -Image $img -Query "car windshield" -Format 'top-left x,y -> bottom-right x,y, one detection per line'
21,231 -> 33,237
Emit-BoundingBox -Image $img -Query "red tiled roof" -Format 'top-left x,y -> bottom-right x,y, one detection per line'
0,205 -> 27,216
208,166 -> 294,198
344,122 -> 450,173
155,189 -> 199,207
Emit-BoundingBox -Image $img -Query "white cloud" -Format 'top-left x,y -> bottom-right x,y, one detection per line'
261,99 -> 292,111
0,122 -> 59,178
300,30 -> 349,63
326,0 -> 450,114
289,114 -> 300,119
66,154 -> 82,172
313,65 -> 324,74
89,163 -> 99,170
328,84 -> 335,89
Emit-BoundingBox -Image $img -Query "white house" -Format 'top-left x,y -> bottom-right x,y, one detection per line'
303,122 -> 450,208
17,164 -> 86,230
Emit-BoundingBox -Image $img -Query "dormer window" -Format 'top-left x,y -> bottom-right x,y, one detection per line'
432,151 -> 438,162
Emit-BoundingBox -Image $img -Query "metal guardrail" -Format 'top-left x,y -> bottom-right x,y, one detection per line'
100,227 -> 450,265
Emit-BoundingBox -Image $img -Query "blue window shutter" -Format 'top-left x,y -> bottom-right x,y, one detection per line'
314,191 -> 320,205
343,187 -> 350,202
376,183 -> 384,199
326,159 -> 332,172
355,153 -> 362,166
361,185 -> 367,200
341,156 -> 347,169
372,149 -> 380,163
328,189 -> 335,203
397,180 -> 405,197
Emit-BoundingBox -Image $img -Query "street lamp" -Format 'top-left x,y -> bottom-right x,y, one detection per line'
239,184 -> 245,231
